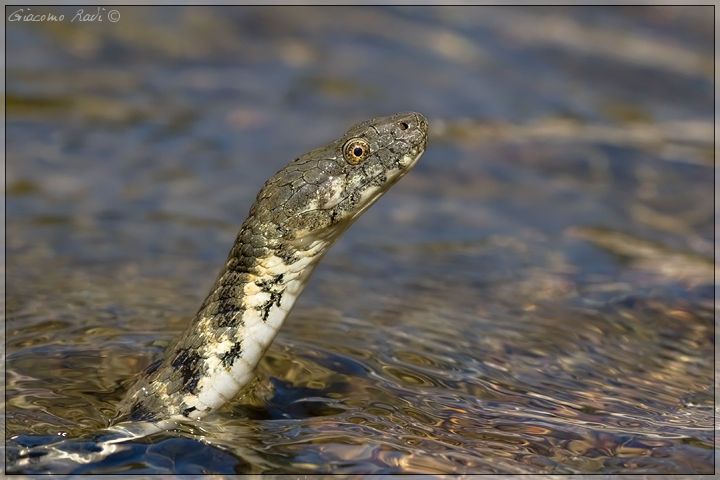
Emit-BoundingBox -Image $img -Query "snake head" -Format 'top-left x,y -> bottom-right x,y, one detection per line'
256,112 -> 428,248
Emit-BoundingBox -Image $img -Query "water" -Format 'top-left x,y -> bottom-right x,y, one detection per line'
5,5 -> 715,475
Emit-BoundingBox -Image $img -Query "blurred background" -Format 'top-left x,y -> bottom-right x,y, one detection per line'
5,5 -> 715,475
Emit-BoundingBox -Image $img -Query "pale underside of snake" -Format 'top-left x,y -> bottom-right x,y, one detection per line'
114,112 -> 428,425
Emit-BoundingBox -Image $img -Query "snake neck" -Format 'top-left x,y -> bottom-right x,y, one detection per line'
198,221 -> 327,325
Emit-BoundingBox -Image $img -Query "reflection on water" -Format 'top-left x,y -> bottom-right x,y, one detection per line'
6,5 -> 714,475
6,253 -> 714,473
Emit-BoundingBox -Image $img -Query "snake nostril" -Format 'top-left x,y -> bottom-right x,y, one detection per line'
398,122 -> 409,130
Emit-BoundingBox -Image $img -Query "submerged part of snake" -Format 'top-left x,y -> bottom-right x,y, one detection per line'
115,112 -> 428,424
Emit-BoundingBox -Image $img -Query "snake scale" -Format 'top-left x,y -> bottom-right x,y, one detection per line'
115,112 -> 428,424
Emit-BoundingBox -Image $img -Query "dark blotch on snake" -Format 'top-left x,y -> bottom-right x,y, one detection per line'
171,349 -> 202,394
144,358 -> 163,376
129,402 -> 157,422
221,342 -> 243,368
258,292 -> 282,321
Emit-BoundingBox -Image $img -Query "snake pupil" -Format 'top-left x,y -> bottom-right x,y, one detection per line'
353,147 -> 363,156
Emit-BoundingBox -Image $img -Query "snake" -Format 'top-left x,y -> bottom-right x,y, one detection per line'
114,112 -> 428,424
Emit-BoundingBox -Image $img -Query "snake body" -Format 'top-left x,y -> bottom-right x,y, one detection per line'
115,112 -> 428,423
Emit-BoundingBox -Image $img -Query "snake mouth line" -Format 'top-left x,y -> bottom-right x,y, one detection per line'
289,149 -> 423,232
284,145 -> 423,230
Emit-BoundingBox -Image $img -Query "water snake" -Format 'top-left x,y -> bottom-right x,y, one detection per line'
114,112 -> 429,424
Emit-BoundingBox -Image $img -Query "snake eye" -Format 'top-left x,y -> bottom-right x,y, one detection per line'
343,138 -> 370,165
